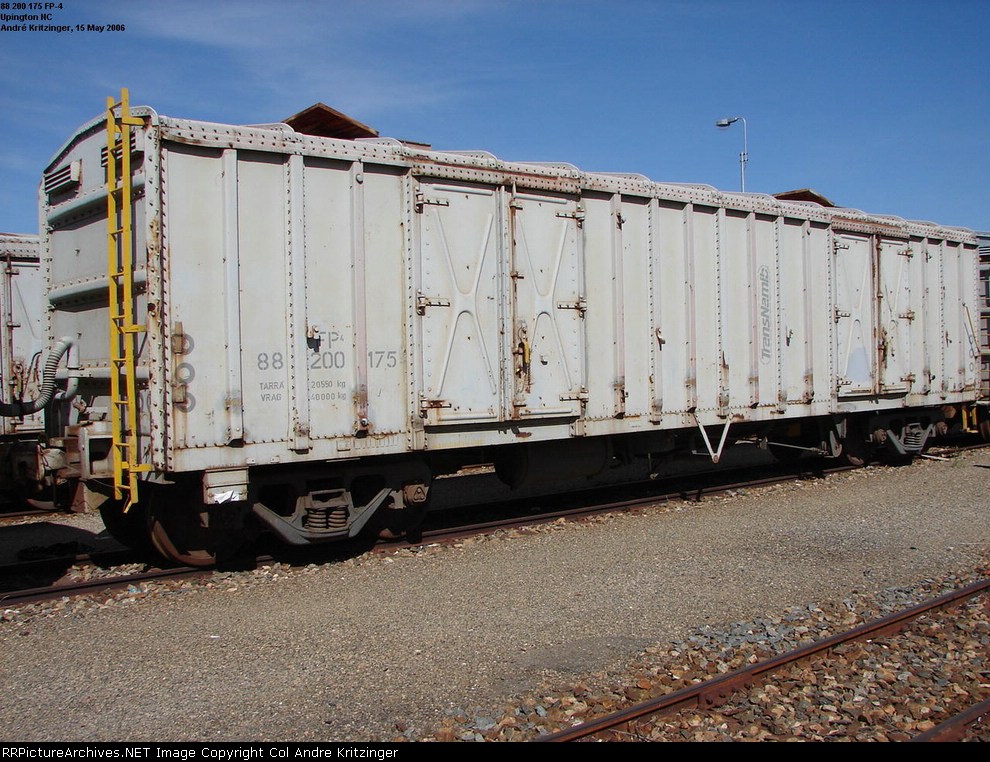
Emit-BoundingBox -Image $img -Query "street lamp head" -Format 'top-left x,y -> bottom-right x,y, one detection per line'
715,116 -> 748,192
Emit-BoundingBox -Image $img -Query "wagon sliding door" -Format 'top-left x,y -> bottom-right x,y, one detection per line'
508,191 -> 586,419
834,232 -> 917,397
834,233 -> 877,396
876,238 -> 915,393
415,181 -> 505,425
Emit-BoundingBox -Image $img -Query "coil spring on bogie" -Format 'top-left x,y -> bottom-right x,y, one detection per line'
303,504 -> 349,531
302,490 -> 350,531
902,427 -> 926,451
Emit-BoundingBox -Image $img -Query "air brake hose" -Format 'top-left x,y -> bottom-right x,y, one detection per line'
0,336 -> 76,417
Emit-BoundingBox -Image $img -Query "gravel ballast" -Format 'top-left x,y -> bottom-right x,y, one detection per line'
0,450 -> 988,741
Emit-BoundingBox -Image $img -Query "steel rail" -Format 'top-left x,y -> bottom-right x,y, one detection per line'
0,565 -> 209,606
910,698 -> 990,742
0,509 -> 55,524
0,548 -> 135,576
536,577 -> 990,742
390,463 -> 861,549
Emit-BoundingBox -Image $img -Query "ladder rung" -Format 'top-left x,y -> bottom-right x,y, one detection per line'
115,464 -> 153,473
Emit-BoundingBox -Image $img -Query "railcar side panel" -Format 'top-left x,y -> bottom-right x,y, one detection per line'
653,200 -> 692,417
956,241 -> 981,391
581,193 -> 616,423
618,196 -> 651,421
720,210 -> 782,411
691,206 -> 720,413
163,143 -> 235,450
903,237 -> 928,402
167,148 -> 416,465
301,157 -> 358,440
942,242 -> 965,393
719,211 -> 751,410
361,165 -> 410,439
922,238 -> 945,396
778,219 -> 810,405
581,192 -> 651,425
755,214 -> 781,410
808,222 -> 834,408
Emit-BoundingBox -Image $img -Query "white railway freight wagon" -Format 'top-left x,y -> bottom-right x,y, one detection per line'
0,232 -> 49,497
36,93 -> 983,563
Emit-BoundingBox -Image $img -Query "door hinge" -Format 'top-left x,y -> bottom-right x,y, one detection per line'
556,296 -> 587,315
419,397 -> 452,415
415,192 -> 449,213
555,207 -> 585,225
416,293 -> 451,315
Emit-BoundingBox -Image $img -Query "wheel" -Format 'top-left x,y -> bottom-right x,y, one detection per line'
148,502 -> 218,567
373,485 -> 431,543
99,498 -> 155,554
839,435 -> 870,467
374,502 -> 428,541
980,418 -> 990,443
146,482 -> 246,567
840,449 -> 865,467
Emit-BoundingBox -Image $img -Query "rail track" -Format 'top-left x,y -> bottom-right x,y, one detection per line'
536,578 -> 990,742
0,563 -> 210,606
0,457 -> 850,606
407,461 -> 859,547
1,443 -> 985,610
0,508 -> 57,525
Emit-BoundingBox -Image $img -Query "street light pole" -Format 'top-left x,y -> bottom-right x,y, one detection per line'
715,116 -> 748,192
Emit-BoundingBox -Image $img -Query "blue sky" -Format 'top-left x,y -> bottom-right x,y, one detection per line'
1,0 -> 988,233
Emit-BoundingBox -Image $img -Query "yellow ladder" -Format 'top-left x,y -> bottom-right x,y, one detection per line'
106,88 -> 151,508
